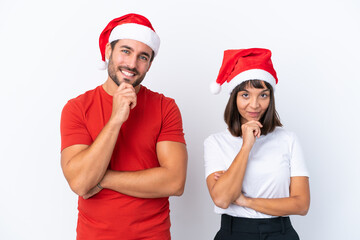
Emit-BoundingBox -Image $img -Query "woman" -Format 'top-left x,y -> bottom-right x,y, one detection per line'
205,48 -> 310,240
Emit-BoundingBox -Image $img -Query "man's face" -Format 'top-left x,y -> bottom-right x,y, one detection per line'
107,39 -> 153,87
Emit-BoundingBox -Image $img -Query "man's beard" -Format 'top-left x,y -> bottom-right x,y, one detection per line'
107,57 -> 145,87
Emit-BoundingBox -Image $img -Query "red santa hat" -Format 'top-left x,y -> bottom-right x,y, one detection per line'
98,13 -> 160,70
210,48 -> 278,94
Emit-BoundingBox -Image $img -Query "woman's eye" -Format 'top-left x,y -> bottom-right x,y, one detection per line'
261,94 -> 268,98
242,93 -> 249,98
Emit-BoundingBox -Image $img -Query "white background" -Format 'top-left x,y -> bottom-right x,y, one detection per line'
1,0 -> 359,239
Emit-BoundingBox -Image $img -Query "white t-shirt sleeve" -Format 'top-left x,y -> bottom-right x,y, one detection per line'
289,132 -> 309,177
204,135 -> 227,179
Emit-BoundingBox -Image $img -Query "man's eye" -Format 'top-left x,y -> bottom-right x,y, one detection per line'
121,50 -> 130,54
140,56 -> 148,61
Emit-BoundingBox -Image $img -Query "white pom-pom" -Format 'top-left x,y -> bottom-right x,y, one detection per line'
210,82 -> 221,94
98,60 -> 107,70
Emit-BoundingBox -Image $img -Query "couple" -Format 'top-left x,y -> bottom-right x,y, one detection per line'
60,13 -> 310,240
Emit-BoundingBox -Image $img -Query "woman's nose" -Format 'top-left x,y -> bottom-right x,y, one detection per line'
249,97 -> 259,108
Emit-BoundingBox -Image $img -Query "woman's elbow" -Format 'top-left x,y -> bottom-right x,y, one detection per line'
213,197 -> 231,209
298,204 -> 310,216
296,198 -> 310,216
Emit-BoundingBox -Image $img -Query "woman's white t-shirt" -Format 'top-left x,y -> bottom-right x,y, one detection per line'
204,127 -> 309,218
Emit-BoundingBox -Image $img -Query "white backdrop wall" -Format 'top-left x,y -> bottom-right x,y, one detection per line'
1,0 -> 359,239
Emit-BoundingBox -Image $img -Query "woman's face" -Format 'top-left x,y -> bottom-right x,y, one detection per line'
236,81 -> 271,124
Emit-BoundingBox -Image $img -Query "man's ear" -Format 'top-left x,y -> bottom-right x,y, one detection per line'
146,61 -> 153,72
105,42 -> 112,61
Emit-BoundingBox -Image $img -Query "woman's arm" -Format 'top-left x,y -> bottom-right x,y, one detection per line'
206,121 -> 262,209
206,148 -> 250,209
235,176 -> 310,216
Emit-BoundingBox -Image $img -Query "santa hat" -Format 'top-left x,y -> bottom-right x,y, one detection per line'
98,13 -> 160,70
210,48 -> 278,94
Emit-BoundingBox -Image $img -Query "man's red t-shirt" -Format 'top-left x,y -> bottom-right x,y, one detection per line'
60,85 -> 186,240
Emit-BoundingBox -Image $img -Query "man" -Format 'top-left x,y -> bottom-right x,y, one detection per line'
60,13 -> 187,240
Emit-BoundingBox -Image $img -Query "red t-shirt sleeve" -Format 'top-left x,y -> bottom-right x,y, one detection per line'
157,98 -> 186,145
60,100 -> 92,151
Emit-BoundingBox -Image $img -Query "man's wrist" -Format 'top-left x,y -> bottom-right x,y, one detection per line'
107,118 -> 124,131
96,182 -> 103,190
99,170 -> 115,189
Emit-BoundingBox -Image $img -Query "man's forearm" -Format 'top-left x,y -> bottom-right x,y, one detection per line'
101,167 -> 186,198
91,141 -> 188,199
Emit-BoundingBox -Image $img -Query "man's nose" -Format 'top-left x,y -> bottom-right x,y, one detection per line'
126,55 -> 137,69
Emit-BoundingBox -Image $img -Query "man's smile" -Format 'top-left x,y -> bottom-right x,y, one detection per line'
121,69 -> 135,77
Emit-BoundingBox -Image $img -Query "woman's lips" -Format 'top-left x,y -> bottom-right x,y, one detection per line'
247,112 -> 260,118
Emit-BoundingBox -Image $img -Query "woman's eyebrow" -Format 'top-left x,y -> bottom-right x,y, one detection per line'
240,88 -> 269,92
